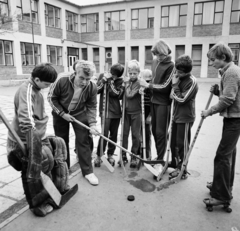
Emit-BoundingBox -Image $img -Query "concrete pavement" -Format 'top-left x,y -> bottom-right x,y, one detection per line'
0,80 -> 240,231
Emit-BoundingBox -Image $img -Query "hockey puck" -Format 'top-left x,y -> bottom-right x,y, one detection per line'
127,195 -> 135,201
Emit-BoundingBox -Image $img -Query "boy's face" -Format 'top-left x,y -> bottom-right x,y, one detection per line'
176,69 -> 188,79
34,78 -> 52,89
209,57 -> 226,69
143,74 -> 152,82
128,70 -> 139,81
76,68 -> 91,88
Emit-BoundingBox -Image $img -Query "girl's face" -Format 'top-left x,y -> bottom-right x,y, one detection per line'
155,53 -> 167,62
128,70 -> 139,81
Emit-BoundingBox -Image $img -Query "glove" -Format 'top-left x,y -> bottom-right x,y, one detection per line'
101,76 -> 107,84
210,84 -> 219,96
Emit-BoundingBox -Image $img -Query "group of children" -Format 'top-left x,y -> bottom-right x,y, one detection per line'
5,39 -> 240,216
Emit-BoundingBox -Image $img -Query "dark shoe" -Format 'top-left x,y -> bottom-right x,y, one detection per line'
130,157 -> 138,168
118,154 -> 128,167
32,203 -> 53,217
107,155 -> 115,166
94,156 -> 102,167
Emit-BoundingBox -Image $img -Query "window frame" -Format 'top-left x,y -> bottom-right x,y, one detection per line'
66,11 -> 78,32
47,45 -> 62,66
0,39 -> 13,66
230,0 -> 240,23
192,44 -> 202,66
81,13 -> 99,33
16,0 -> 38,23
20,42 -> 41,66
161,3 -> 187,28
45,3 -> 61,28
193,0 -> 224,25
105,10 -> 125,31
131,7 -> 154,29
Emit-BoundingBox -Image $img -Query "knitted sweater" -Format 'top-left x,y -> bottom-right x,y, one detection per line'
209,62 -> 240,118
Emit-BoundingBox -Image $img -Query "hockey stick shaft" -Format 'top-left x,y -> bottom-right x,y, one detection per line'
141,89 -> 147,160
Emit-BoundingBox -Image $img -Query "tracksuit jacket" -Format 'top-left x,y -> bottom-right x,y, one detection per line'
48,73 -> 97,127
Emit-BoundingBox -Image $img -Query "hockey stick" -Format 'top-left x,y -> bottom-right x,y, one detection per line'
99,64 -> 115,173
73,119 -> 162,176
0,108 -> 78,208
156,101 -> 174,181
168,92 -> 213,184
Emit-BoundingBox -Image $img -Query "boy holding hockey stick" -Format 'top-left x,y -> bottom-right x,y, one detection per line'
202,42 -> 240,208
169,55 -> 198,179
95,63 -> 125,167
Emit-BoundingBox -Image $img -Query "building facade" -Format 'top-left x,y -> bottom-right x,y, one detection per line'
0,0 -> 240,80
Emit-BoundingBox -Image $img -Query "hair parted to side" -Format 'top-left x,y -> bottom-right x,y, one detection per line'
175,55 -> 193,74
207,42 -> 233,62
151,39 -> 172,56
128,60 -> 141,72
31,63 -> 57,83
110,63 -> 124,77
75,60 -> 96,77
141,69 -> 152,80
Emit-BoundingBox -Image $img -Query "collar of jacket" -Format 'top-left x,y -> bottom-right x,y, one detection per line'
157,55 -> 172,64
29,77 -> 41,91
219,62 -> 233,77
179,73 -> 191,80
69,72 -> 90,89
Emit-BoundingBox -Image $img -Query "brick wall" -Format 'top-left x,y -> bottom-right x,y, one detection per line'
229,23 -> 240,35
191,66 -> 201,78
192,24 -> 222,37
67,31 -> 80,42
207,65 -> 219,78
46,27 -> 63,39
22,66 -> 35,74
104,31 -> 125,41
18,21 -> 41,35
130,28 -> 154,39
81,32 -> 99,42
160,27 -> 186,38
0,66 -> 17,80
0,21 -> 13,31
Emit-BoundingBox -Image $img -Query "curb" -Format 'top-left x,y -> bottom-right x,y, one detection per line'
0,163 -> 81,230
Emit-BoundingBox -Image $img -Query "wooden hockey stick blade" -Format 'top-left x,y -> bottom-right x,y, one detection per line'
100,155 -> 114,173
144,163 -> 159,177
41,172 -> 61,206
157,161 -> 169,181
59,184 -> 78,208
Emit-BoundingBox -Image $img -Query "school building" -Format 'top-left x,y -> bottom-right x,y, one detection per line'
0,0 -> 240,80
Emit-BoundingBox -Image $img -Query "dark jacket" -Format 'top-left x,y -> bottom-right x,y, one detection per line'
150,56 -> 175,105
125,79 -> 141,114
143,87 -> 152,119
48,73 -> 97,126
171,74 -> 198,123
97,73 -> 124,118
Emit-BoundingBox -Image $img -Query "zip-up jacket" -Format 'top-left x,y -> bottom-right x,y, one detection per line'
97,73 -> 124,118
171,74 -> 198,123
150,56 -> 175,105
125,79 -> 141,114
8,78 -> 48,144
48,73 -> 97,126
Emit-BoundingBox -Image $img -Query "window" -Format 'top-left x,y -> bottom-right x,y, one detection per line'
21,42 -> 41,65
0,0 -> 9,17
47,46 -> 62,65
145,46 -> 153,68
194,1 -> 224,25
0,40 -> 13,65
231,0 -> 240,23
93,48 -> 99,73
82,48 -> 88,60
105,11 -> 125,31
118,47 -> 125,65
229,44 -> 239,65
161,4 -> 187,27
192,45 -> 202,66
17,0 -> 38,23
66,11 -> 78,32
175,45 -> 185,60
131,47 -> 139,61
45,4 -> 60,28
132,8 -> 154,29
106,48 -> 112,67
81,13 -> 99,33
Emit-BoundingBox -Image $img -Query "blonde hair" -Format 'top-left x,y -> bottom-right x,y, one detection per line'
207,42 -> 233,62
75,60 -> 96,77
128,60 -> 140,72
141,69 -> 152,80
151,39 -> 172,56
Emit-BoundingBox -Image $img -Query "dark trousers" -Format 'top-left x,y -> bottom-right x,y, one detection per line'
122,113 -> 141,156
211,118 -> 240,201
151,104 -> 170,160
138,123 -> 152,159
170,122 -> 192,169
97,117 -> 120,156
52,111 -> 93,176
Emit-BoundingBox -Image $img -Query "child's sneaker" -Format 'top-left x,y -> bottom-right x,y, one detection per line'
85,173 -> 99,186
94,156 -> 102,167
32,203 -> 54,217
118,154 -> 128,166
107,155 -> 115,166
130,157 -> 138,168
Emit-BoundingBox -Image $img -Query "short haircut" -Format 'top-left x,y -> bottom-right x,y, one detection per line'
151,39 -> 172,56
141,69 -> 152,80
128,60 -> 140,72
110,63 -> 124,77
32,63 -> 57,83
175,55 -> 193,73
75,60 -> 96,77
207,42 -> 233,62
